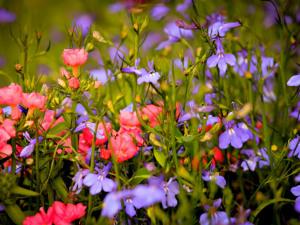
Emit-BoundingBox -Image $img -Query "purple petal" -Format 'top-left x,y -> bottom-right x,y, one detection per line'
218,58 -> 228,76
90,181 -> 102,195
224,54 -> 236,66
287,75 -> 300,86
125,201 -> 136,217
102,192 -> 122,218
295,197 -> 300,213
213,198 -> 222,208
219,131 -> 230,149
83,174 -> 97,187
291,185 -> 300,197
215,176 -> 226,188
207,55 -> 219,68
102,178 -> 117,192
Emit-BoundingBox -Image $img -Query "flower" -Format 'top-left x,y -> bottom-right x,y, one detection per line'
148,176 -> 180,208
83,162 -> 116,195
62,48 -> 88,68
22,92 -> 47,110
288,136 -> 300,159
207,38 -> 236,76
240,149 -> 260,171
291,174 -> 300,213
199,199 -> 230,225
219,120 -> 250,149
73,14 -> 93,36
208,21 -> 240,39
72,168 -> 90,194
0,142 -> 12,159
151,4 -> 169,20
0,8 -> 16,23
19,132 -> 43,158
0,83 -> 23,106
23,207 -> 53,225
287,74 -> 300,86
202,170 -> 226,188
140,104 -> 163,127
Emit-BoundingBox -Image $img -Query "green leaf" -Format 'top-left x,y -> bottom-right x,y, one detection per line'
129,168 -> 151,185
154,149 -> 167,168
10,186 -> 40,196
251,198 -> 294,221
47,122 -> 67,136
4,204 -> 25,225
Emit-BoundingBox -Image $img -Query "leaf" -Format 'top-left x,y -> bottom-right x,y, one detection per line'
177,135 -> 195,144
4,204 -> 25,225
154,149 -> 167,168
129,168 -> 151,185
251,198 -> 294,221
47,122 -> 67,136
10,186 -> 40,196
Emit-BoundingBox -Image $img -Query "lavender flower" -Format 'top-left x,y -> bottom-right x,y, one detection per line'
219,120 -> 250,149
208,21 -> 240,39
20,132 -> 43,158
72,169 -> 89,194
151,4 -> 169,20
240,149 -> 260,171
202,170 -> 226,188
287,74 -> 300,86
156,22 -> 193,50
148,176 -> 180,208
83,162 -> 116,195
199,199 -> 230,225
291,174 -> 300,213
207,38 -> 236,76
288,136 -> 300,159
290,101 -> 300,121
73,14 -> 93,36
0,8 -> 16,23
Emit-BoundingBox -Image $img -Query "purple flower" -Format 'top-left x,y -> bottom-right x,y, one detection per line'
72,168 -> 89,194
240,149 -> 260,171
121,58 -> 142,75
257,148 -> 270,168
176,0 -> 192,13
230,206 -> 253,225
202,170 -> 226,188
138,62 -> 161,85
206,13 -> 226,26
208,21 -> 240,39
156,22 -> 193,50
73,14 -> 93,36
291,174 -> 300,213
75,121 -> 105,140
233,50 -> 257,76
90,68 -> 113,84
219,120 -> 250,149
151,4 -> 169,20
0,8 -> 16,23
207,38 -> 236,76
132,184 -> 165,209
148,176 -> 180,209
287,74 -> 300,86
288,136 -> 300,159
261,56 -> 278,78
101,191 -> 124,218
142,33 -> 162,51
199,199 -> 230,225
20,132 -> 43,158
83,162 -> 116,195
290,101 -> 300,121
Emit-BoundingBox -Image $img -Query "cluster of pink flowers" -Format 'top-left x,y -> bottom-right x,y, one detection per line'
23,201 -> 86,225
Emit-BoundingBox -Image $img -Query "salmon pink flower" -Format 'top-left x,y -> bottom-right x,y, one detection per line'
22,92 -> 47,110
51,201 -> 86,224
1,119 -> 16,138
0,83 -> 22,106
140,104 -> 162,127
109,131 -> 140,162
62,48 -> 88,76
23,207 -> 53,225
0,142 -> 12,158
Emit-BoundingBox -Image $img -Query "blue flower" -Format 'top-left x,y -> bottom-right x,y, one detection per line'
240,149 -> 260,171
20,132 -> 43,158
72,168 -> 90,194
291,174 -> 300,213
151,4 -> 169,20
148,176 -> 180,208
199,199 -> 229,225
287,74 -> 300,86
83,163 -> 116,195
207,38 -> 236,76
202,170 -> 226,189
288,136 -> 300,159
208,21 -> 240,39
0,8 -> 16,23
219,120 -> 251,149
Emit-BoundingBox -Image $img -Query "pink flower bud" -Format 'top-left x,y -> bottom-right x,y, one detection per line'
68,77 -> 80,89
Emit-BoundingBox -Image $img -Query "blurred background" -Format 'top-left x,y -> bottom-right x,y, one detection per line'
0,0 -> 299,86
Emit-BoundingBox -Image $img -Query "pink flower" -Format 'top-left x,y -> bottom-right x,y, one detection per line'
60,67 -> 71,79
11,106 -> 22,120
51,201 -> 86,225
140,104 -> 163,127
109,131 -> 140,162
62,48 -> 88,67
0,127 -> 11,143
41,110 -> 64,132
68,77 -> 80,89
23,207 -> 53,225
2,119 -> 16,137
119,111 -> 141,129
22,93 -> 47,110
0,83 -> 23,106
0,142 -> 12,158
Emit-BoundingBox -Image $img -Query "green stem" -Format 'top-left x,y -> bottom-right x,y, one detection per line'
11,138 -> 17,174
